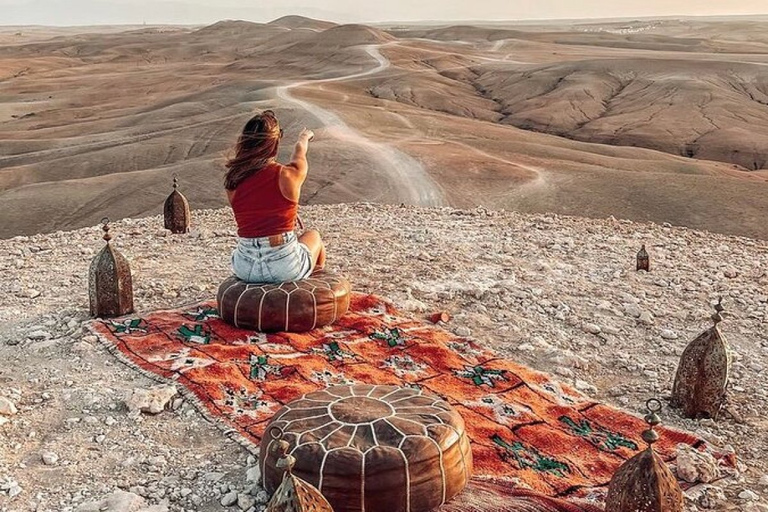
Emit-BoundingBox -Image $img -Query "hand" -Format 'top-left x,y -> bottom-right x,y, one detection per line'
300,128 -> 315,142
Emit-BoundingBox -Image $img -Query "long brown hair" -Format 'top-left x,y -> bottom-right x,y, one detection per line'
224,110 -> 282,190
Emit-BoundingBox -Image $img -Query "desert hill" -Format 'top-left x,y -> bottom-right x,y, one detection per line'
267,15 -> 337,31
3,17 -> 768,240
468,58 -> 768,170
192,20 -> 284,37
390,22 -> 768,54
282,24 -> 395,53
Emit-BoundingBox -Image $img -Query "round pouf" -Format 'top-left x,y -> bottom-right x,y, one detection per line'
261,384 -> 473,512
216,271 -> 350,332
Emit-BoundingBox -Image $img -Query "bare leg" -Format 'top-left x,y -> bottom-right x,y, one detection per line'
299,229 -> 326,271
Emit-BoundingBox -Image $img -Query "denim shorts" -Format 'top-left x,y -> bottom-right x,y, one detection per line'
231,232 -> 313,283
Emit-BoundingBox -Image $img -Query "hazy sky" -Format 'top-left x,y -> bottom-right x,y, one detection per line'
2,0 -> 767,26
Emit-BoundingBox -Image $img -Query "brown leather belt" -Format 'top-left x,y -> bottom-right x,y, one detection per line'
268,234 -> 287,247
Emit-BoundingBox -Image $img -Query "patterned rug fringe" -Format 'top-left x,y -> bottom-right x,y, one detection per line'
84,321 -> 261,456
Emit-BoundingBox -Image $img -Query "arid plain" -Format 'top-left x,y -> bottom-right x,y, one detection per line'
1,16 -> 768,238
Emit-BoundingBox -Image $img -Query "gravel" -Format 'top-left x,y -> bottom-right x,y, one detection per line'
1,203 -> 766,510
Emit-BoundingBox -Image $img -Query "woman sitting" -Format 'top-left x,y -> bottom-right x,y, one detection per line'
225,110 -> 325,283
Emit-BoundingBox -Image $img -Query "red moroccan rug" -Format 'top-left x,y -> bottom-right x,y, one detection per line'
87,294 -> 730,511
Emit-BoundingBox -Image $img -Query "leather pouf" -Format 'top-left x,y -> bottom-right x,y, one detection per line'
217,271 -> 350,332
261,384 -> 473,512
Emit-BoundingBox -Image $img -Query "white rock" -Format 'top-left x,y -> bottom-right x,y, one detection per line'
638,311 -> 655,325
246,465 -> 261,483
623,304 -> 642,318
0,397 -> 18,416
221,490 -> 238,507
660,329 -> 679,340
27,330 -> 52,340
41,451 -> 59,465
20,289 -> 41,299
676,444 -> 720,483
253,490 -> 269,504
7,482 -> 22,498
739,490 -> 760,501
548,351 -> 589,369
400,298 -> 427,312
455,326 -> 471,337
72,341 -> 94,352
582,323 -> 601,335
238,493 -> 256,510
75,490 -> 146,512
693,485 -> 726,508
125,385 -> 177,415
574,380 -> 597,394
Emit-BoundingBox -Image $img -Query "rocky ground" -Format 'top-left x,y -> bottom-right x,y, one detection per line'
1,203 -> 767,512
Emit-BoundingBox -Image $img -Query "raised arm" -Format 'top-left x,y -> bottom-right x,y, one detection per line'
280,128 -> 315,202
287,129 -> 314,178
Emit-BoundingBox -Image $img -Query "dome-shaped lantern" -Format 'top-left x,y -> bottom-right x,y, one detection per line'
265,427 -> 334,512
163,175 -> 190,234
636,244 -> 650,271
671,298 -> 731,419
88,218 -> 134,318
605,399 -> 684,512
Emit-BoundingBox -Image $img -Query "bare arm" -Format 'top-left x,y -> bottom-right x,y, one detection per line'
287,129 -> 314,181
280,128 -> 314,202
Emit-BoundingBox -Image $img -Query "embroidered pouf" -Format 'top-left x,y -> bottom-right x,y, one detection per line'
217,271 -> 351,332
261,384 -> 473,512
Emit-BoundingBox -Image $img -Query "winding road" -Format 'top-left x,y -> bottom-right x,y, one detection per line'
274,44 -> 445,207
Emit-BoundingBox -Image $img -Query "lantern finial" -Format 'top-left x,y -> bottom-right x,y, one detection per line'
270,427 -> 297,474
605,399 -> 684,512
711,297 -> 724,325
101,217 -> 112,243
641,398 -> 662,446
265,426 -> 334,512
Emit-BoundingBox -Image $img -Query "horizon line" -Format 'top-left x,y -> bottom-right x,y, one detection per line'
2,12 -> 768,29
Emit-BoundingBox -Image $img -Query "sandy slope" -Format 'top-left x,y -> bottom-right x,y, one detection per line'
1,17 -> 768,240
275,44 -> 444,207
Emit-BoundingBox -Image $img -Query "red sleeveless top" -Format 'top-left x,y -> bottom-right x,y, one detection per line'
229,162 -> 298,238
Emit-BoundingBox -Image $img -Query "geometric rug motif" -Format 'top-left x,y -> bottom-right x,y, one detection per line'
87,293 -> 732,510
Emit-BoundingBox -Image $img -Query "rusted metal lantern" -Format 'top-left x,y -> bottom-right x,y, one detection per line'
671,298 -> 731,419
265,427 -> 334,512
88,218 -> 134,318
163,175 -> 190,234
605,399 -> 684,512
637,244 -> 650,271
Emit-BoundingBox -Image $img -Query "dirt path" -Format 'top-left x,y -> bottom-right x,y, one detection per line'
274,44 -> 445,207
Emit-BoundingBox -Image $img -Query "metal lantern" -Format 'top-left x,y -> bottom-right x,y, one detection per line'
265,427 -> 334,512
88,218 -> 134,318
163,175 -> 190,234
605,399 -> 684,512
636,244 -> 650,272
671,298 -> 731,419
